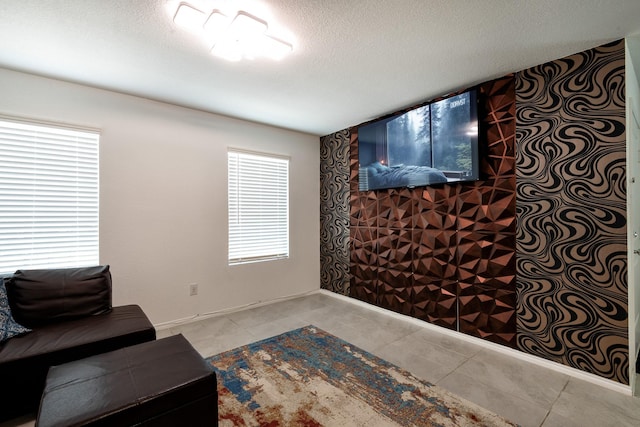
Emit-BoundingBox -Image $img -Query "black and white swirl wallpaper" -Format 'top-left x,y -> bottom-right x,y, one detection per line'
515,39 -> 628,384
320,130 -> 351,295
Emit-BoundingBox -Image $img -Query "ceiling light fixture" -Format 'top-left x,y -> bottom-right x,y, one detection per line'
203,10 -> 229,44
262,35 -> 293,61
173,3 -> 207,32
172,2 -> 294,62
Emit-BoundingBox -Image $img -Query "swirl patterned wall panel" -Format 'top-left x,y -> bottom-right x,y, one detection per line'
515,40 -> 628,384
320,130 -> 351,295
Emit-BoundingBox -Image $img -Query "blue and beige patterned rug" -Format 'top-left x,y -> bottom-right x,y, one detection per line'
206,326 -> 518,426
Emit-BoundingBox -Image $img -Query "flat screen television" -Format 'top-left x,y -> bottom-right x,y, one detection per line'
358,88 -> 479,191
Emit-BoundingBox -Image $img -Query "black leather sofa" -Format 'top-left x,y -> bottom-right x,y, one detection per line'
0,265 -> 156,421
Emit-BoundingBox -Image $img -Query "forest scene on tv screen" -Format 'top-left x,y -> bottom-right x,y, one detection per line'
358,90 -> 478,191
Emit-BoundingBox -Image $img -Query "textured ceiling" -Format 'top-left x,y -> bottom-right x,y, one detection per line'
0,0 -> 639,136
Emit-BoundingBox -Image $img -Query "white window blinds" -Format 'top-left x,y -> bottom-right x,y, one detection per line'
228,150 -> 289,265
0,119 -> 99,274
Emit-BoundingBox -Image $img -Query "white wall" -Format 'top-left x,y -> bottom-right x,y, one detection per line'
626,37 -> 640,392
0,68 -> 320,325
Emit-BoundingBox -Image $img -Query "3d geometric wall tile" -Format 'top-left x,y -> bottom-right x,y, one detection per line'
456,231 -> 516,289
350,225 -> 378,306
349,274 -> 378,306
412,278 -> 457,330
412,229 -> 457,280
377,228 -> 413,315
378,228 -> 413,273
480,74 -> 516,180
349,130 -> 360,193
458,282 -> 517,347
351,191 -> 378,228
347,74 -> 517,351
412,186 -> 457,230
379,189 -> 414,229
378,279 -> 414,317
456,179 -> 516,233
350,226 -> 377,270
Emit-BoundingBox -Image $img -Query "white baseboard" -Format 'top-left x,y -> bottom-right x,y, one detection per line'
318,289 -> 633,396
153,289 -> 319,330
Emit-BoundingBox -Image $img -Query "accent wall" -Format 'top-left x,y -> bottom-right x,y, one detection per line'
320,39 -> 629,384
348,76 -> 517,349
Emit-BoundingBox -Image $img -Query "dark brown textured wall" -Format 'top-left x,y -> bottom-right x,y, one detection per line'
349,76 -> 518,348
515,39 -> 628,384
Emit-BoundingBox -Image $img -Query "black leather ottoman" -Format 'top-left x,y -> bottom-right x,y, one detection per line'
36,334 -> 218,427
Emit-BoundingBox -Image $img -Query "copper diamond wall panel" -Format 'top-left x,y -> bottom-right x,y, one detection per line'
457,231 -> 517,348
351,192 -> 378,228
347,75 -> 517,348
378,281 -> 414,316
456,231 -> 516,289
458,282 -> 517,346
454,76 -> 517,348
456,178 -> 516,233
349,274 -> 378,306
378,228 -> 413,289
350,226 -> 378,306
412,279 -> 457,330
379,189 -> 414,229
412,186 -> 457,230
350,227 -> 377,276
349,131 -> 359,194
481,76 -> 517,180
412,229 -> 457,281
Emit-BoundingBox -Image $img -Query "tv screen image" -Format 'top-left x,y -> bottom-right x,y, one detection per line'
358,89 -> 479,191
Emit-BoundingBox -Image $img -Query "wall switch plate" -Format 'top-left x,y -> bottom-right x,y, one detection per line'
189,283 -> 198,296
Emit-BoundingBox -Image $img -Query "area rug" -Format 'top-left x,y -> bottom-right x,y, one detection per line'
205,325 -> 518,426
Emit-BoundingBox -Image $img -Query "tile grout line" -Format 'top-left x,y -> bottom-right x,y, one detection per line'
538,380 -> 569,426
434,350 -> 477,388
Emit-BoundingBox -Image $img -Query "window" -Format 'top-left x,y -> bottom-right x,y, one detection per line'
228,149 -> 289,265
0,118 -> 99,274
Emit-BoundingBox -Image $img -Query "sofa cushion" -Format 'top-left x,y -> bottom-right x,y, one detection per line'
0,278 -> 31,343
7,265 -> 112,328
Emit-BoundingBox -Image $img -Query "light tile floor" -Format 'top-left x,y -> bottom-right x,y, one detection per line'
4,291 -> 640,427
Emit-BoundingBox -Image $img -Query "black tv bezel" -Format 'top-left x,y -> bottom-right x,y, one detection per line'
357,87 -> 481,191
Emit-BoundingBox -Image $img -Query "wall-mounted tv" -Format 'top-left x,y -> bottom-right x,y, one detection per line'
358,88 -> 479,191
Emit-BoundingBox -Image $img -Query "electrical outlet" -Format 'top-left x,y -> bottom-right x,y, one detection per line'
189,283 -> 198,296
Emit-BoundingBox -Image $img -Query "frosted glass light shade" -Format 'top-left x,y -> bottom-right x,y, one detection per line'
262,35 -> 293,60
173,3 -> 293,61
229,12 -> 268,39
211,41 -> 243,62
173,3 -> 207,32
203,10 -> 230,43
